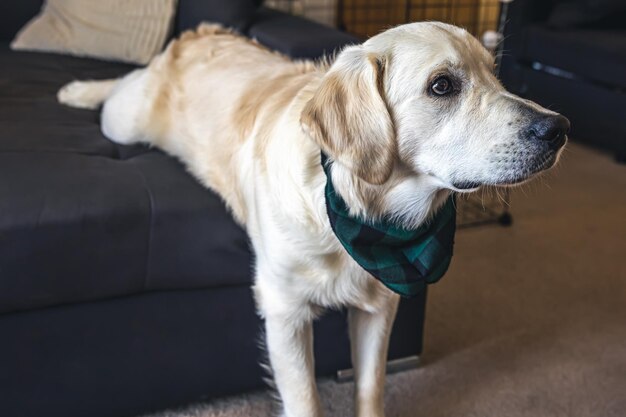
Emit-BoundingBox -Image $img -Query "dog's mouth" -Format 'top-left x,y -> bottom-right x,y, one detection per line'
451,181 -> 482,191
452,149 -> 560,191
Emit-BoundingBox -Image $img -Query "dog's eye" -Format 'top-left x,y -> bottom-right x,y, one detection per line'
431,76 -> 453,96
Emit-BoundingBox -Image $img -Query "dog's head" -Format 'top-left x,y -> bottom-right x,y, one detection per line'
301,22 -> 568,216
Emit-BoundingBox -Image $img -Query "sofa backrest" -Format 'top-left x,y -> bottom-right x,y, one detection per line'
0,0 -> 43,41
174,0 -> 263,35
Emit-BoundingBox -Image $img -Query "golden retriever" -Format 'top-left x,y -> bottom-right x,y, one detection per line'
58,22 -> 568,417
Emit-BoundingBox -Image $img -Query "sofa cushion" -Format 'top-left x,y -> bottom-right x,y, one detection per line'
548,0 -> 626,29
248,8 -> 360,60
523,25 -> 626,89
0,44 -> 252,314
0,0 -> 43,41
11,0 -> 177,65
175,0 -> 262,34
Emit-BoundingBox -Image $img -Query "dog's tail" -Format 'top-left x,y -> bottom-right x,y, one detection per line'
57,79 -> 119,110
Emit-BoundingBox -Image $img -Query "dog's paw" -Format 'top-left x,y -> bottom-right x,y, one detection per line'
57,81 -> 102,110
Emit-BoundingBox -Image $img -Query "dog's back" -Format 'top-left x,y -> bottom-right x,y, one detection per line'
141,25 -> 324,222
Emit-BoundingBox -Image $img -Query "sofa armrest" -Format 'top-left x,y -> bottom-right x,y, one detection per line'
499,0 -> 557,92
247,7 -> 360,60
502,0 -> 557,56
0,0 -> 42,41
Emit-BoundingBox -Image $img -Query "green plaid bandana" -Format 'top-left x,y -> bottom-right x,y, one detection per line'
321,154 -> 456,297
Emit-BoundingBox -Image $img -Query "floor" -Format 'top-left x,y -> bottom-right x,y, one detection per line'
146,143 -> 626,417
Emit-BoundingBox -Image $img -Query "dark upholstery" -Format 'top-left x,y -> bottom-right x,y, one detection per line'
0,3 -> 429,417
499,0 -> 626,159
0,287 -> 267,417
0,286 -> 426,417
248,8 -> 361,59
0,45 -> 252,314
175,0 -> 262,33
0,0 -> 42,41
523,26 -> 626,88
547,0 -> 626,28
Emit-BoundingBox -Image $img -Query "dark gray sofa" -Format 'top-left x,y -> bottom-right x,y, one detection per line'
499,0 -> 626,160
0,2 -> 428,417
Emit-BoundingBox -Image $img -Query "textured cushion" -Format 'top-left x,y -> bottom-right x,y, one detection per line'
523,25 -> 626,89
11,0 -> 177,64
175,0 -> 262,33
0,44 -> 252,314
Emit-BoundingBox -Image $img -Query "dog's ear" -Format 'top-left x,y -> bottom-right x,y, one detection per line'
301,46 -> 396,185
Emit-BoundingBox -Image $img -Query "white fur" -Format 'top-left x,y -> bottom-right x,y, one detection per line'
58,22 -> 565,417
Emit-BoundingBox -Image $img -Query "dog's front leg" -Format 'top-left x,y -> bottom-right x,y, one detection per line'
264,308 -> 323,417
348,292 -> 400,417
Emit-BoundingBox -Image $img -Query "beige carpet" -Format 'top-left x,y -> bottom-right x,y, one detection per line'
146,143 -> 626,417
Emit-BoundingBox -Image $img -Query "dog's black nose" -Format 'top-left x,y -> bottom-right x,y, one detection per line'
528,115 -> 570,150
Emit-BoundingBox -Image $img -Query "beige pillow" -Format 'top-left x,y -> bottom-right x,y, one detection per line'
11,0 -> 178,65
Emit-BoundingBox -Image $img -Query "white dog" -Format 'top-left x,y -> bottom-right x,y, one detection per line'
58,22 -> 568,417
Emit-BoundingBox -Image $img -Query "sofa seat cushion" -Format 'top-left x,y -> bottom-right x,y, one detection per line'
523,25 -> 626,89
0,44 -> 252,314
